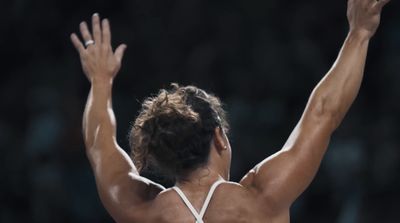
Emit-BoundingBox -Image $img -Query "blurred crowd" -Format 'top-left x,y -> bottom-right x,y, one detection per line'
1,0 -> 399,222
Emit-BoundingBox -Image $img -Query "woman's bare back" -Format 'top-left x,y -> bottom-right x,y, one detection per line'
137,181 -> 289,223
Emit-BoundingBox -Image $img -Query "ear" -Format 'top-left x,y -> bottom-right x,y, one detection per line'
213,127 -> 227,153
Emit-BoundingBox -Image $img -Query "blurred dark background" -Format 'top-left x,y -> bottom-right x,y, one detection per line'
1,0 -> 399,222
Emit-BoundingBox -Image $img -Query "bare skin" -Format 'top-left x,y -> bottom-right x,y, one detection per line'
71,0 -> 390,222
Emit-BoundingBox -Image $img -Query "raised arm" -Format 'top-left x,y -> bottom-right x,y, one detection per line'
71,14 -> 164,222
240,0 -> 390,212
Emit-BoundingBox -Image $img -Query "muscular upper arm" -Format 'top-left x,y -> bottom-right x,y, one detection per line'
87,125 -> 164,222
240,98 -> 336,210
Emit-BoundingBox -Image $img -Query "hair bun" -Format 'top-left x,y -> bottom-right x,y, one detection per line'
130,84 -> 229,181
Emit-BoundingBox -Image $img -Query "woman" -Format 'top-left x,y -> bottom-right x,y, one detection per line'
70,0 -> 389,222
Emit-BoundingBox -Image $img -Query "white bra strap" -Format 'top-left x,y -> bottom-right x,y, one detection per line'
198,180 -> 224,218
173,180 -> 225,223
173,186 -> 203,222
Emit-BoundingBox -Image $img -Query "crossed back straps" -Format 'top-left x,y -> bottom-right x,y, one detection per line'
172,180 -> 225,223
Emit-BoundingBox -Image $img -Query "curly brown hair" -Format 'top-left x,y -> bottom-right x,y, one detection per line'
129,83 -> 229,181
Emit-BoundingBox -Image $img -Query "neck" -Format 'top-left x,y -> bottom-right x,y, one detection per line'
176,166 -> 225,188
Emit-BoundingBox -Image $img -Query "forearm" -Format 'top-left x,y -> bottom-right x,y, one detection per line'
309,31 -> 370,129
83,78 -> 117,149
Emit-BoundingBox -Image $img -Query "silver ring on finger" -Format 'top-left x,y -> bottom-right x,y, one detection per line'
85,40 -> 95,48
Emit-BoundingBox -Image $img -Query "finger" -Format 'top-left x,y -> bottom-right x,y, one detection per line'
102,19 -> 111,46
70,33 -> 85,53
114,44 -> 127,63
80,21 -> 93,43
373,0 -> 390,11
92,13 -> 102,44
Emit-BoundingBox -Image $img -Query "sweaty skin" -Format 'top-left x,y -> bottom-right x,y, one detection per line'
70,0 -> 390,222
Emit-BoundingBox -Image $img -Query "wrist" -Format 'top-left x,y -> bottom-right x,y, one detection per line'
90,76 -> 114,85
348,29 -> 372,42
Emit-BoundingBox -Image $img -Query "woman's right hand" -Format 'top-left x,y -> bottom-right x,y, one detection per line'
347,0 -> 390,39
70,13 -> 127,83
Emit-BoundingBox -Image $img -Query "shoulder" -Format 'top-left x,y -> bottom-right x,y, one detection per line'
238,172 -> 288,216
114,188 -> 175,223
213,181 -> 289,221
218,181 -> 255,197
214,181 -> 263,210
